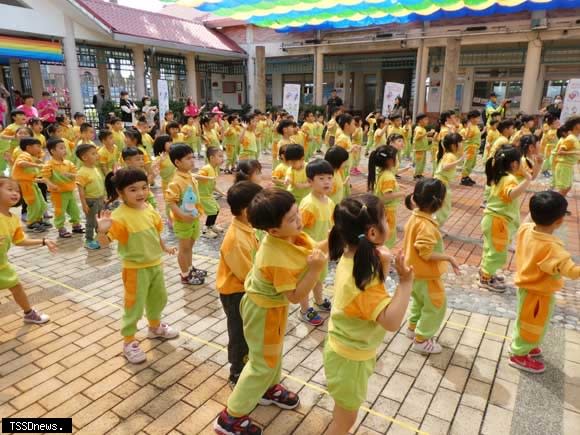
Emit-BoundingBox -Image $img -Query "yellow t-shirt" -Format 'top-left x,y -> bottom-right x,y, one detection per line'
12,152 -> 40,182
489,135 -> 510,159
299,193 -> 335,242
335,132 -> 352,152
375,169 -> 399,209
98,145 -> 120,175
403,210 -> 447,280
111,130 -> 125,149
164,170 -> 203,222
41,159 -> 77,193
76,165 -> 105,199
434,152 -> 458,186
0,212 -> 25,268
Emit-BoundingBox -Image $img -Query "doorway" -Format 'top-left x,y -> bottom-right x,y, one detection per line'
364,74 -> 377,114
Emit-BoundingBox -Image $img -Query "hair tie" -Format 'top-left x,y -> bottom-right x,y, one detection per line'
361,204 -> 368,211
358,234 -> 366,240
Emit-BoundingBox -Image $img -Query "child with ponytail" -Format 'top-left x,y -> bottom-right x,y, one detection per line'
403,178 -> 460,354
368,145 -> 405,248
324,194 -> 413,435
515,135 -> 542,182
480,146 -> 532,292
433,133 -> 463,226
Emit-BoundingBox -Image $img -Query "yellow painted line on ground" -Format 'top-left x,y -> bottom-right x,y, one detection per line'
16,265 -> 429,434
445,320 -> 511,341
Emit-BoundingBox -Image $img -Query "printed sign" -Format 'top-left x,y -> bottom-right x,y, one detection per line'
560,78 -> 580,122
157,79 -> 169,124
382,82 -> 405,116
283,83 -> 301,119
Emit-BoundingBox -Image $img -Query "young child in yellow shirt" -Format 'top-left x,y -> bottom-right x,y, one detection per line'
324,146 -> 349,206
284,144 -> 310,206
272,145 -> 289,188
97,130 -> 120,176
509,191 -> 580,373
216,181 -> 263,385
196,147 -> 225,239
110,117 -> 126,150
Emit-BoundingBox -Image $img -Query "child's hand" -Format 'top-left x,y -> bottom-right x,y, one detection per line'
394,250 -> 413,284
164,246 -> 177,255
523,167 -> 533,181
96,210 -> 113,233
448,257 -> 461,275
44,239 -> 58,253
307,248 -> 328,272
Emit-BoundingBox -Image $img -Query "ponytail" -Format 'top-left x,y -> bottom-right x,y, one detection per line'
487,146 -> 521,186
367,149 -> 378,191
105,172 -> 119,205
405,193 -> 415,211
367,145 -> 397,191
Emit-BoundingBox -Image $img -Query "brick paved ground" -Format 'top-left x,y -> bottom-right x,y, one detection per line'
0,152 -> 579,434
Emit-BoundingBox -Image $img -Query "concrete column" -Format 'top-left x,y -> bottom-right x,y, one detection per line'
440,38 -> 461,112
272,73 -> 283,107
185,52 -> 198,103
461,67 -> 475,114
9,59 -> 22,93
132,45 -> 146,100
96,48 -> 109,97
520,39 -> 543,114
62,15 -> 84,114
246,26 -> 256,109
314,48 -> 324,106
413,42 -> 429,120
353,71 -> 364,112
255,46 -> 266,111
28,60 -> 44,101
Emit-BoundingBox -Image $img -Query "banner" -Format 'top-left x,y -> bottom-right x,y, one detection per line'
157,79 -> 169,124
283,84 -> 301,120
560,78 -> 580,123
382,82 -> 405,116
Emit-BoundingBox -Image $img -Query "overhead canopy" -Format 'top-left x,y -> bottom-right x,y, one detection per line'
167,0 -> 574,32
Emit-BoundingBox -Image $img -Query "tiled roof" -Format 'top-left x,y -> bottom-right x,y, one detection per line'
76,0 -> 245,55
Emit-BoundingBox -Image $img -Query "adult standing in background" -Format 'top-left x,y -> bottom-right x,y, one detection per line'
184,97 -> 202,118
17,94 -> 38,121
13,90 -> 23,108
541,95 -> 563,119
142,96 -> 157,127
326,89 -> 343,120
390,96 -> 406,118
93,85 -> 107,129
484,92 -> 509,123
37,91 -> 58,127
119,91 -> 138,127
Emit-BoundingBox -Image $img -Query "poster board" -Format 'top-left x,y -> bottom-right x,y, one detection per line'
560,78 -> 580,122
283,83 -> 301,119
157,79 -> 169,124
381,82 -> 405,116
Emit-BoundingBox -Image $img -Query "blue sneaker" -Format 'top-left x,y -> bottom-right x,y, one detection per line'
298,307 -> 324,326
85,240 -> 100,250
315,298 -> 332,312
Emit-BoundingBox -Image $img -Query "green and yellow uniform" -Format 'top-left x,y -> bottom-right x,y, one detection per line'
12,152 -> 46,225
553,133 -> 580,190
413,125 -> 429,177
351,126 -> 363,168
0,212 -> 26,289
98,144 -> 120,176
434,152 -> 458,226
41,158 -> 80,229
540,127 -> 557,172
285,166 -> 310,206
301,121 -> 316,160
197,164 -> 220,217
239,130 -> 258,160
461,123 -> 481,178
335,131 -> 352,197
0,123 -> 24,171
111,130 -> 125,149
223,125 -> 241,166
164,171 -> 203,240
272,161 -> 288,188
329,169 -> 344,206
375,169 -> 399,248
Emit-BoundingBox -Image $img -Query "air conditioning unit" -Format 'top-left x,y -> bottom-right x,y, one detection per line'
531,18 -> 548,30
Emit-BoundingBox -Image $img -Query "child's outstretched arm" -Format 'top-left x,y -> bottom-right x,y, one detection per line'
96,210 -> 113,247
286,249 -> 327,304
509,169 -> 532,200
376,251 -> 413,331
13,236 -> 57,253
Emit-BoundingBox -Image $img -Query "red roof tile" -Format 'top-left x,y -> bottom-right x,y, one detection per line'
76,0 -> 245,55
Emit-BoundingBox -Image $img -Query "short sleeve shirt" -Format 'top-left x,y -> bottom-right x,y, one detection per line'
76,166 -> 105,199
0,213 -> 25,268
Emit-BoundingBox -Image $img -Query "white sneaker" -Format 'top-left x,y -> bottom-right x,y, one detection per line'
148,323 -> 179,339
412,338 -> 442,354
405,328 -> 415,339
203,228 -> 218,239
23,309 -> 50,324
212,224 -> 225,233
123,341 -> 146,364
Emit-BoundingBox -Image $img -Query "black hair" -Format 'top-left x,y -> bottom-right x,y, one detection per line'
514,120 -> 523,131
42,91 -> 50,97
404,178 -> 446,213
521,114 -> 534,124
15,126 -> 32,137
389,113 -> 401,121
489,118 -> 500,127
27,117 -> 42,127
467,110 -> 481,120
120,91 -> 129,97
75,143 -> 96,159
124,128 -> 143,146
485,145 -> 521,186
439,110 -> 454,125
122,147 -> 143,161
277,119 -> 296,135
47,124 -> 59,136
153,135 -> 172,157
46,137 -> 64,155
165,121 -> 180,134
278,144 -> 288,160
529,191 -> 568,226
98,130 -> 112,142
247,188 -> 295,230
375,116 -> 387,128
305,159 -> 334,180
73,112 -> 85,120
19,137 -> 41,152
235,159 -> 262,183
304,110 -> 314,118
10,109 -> 25,120
498,119 -> 515,134
388,133 -> 404,145
227,181 -> 263,217
227,114 -> 238,124
337,113 -> 354,130
206,146 -> 221,160
110,116 -> 122,125
79,122 -> 93,134
437,132 -> 462,162
519,134 -> 537,157
354,115 -> 362,124
557,125 -> 570,139
22,94 -> 33,101
564,116 -> 580,132
416,113 -> 427,122
105,168 -> 148,204
368,145 -> 398,191
168,143 -> 193,165
545,113 -> 559,125
137,115 -> 148,124
324,146 -> 349,170
285,144 -> 305,162
328,194 -> 386,290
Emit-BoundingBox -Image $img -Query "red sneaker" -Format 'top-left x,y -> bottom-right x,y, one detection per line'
508,355 -> 545,373
528,347 -> 542,358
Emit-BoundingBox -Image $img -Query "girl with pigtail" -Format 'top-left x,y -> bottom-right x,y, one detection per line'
324,194 -> 413,435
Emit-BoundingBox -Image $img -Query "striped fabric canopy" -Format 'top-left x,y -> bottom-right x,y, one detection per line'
164,0 -> 573,32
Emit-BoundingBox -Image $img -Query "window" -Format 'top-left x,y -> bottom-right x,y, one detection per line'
105,48 -> 135,100
19,64 -> 32,95
77,46 -> 97,69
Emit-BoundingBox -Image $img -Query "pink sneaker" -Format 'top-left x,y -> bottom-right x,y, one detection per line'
509,354 -> 545,373
123,341 -> 146,364
528,347 -> 542,358
148,323 -> 179,339
23,309 -> 50,324
412,338 -> 442,354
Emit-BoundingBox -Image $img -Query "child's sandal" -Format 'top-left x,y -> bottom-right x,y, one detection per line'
258,384 -> 300,410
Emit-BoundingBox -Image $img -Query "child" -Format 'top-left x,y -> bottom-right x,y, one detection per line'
223,115 -> 241,173
284,144 -> 310,206
42,138 -> 84,238
28,118 -> 46,151
413,114 -> 430,179
214,188 -> 327,435
553,116 -> 580,198
301,110 -> 316,160
201,115 -> 221,150
350,116 -> 363,176
314,113 -> 325,153
325,108 -> 341,147
197,146 -> 225,239
76,144 -> 106,250
152,135 -> 175,191
516,135 -> 542,182
403,178 -> 459,354
136,116 -> 154,156
434,133 -> 464,226
373,116 -> 388,148
324,146 -> 349,205
96,169 -> 179,364
480,146 -> 532,292
235,160 -> 262,184
335,114 -> 356,197
164,144 -> 207,286
166,121 -> 184,143
72,112 -> 86,143
97,130 -> 120,176
540,113 -> 559,176
483,117 -> 500,163
511,114 -> 535,146
460,110 -> 481,186
324,194 -> 413,435
181,115 -> 198,154
0,110 -> 27,172
368,145 -> 405,248
274,119 -> 297,169
509,191 -> 580,373
239,114 -> 259,160
388,114 -> 405,149
124,128 -> 151,173
402,115 -> 413,159
122,148 -> 156,208
272,145 -> 289,188
12,138 -> 49,232
365,111 -> 379,155
0,177 -> 56,324
216,181 -> 263,385
298,159 -> 335,326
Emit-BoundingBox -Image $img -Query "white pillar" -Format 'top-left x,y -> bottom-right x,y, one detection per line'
520,39 -> 543,114
28,60 -> 44,101
185,52 -> 198,103
461,67 -> 474,114
246,26 -> 256,109
314,48 -> 324,106
272,73 -> 283,107
413,41 -> 429,120
132,45 -> 146,99
440,38 -> 461,112
62,16 -> 83,114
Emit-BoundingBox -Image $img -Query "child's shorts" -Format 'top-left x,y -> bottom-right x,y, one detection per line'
553,164 -> 573,190
173,219 -> 200,240
0,264 -> 20,289
323,342 -> 376,411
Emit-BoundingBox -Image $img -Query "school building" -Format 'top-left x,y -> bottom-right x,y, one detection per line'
1,0 -> 580,119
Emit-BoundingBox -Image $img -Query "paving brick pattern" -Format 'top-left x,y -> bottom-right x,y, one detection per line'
0,152 -> 579,434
